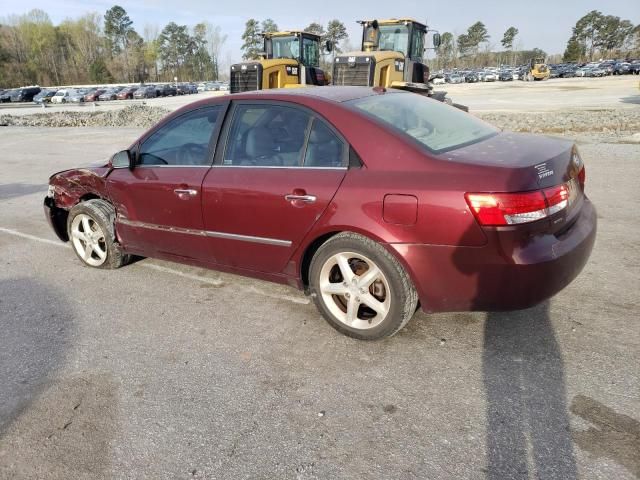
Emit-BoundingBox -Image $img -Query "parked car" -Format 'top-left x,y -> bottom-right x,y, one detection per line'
133,86 -> 157,99
116,86 -> 138,100
218,82 -> 229,91
50,89 -> 73,104
0,89 -> 16,103
613,62 -> 631,75
197,83 -> 207,92
33,89 -> 57,104
44,87 -> 596,340
445,74 -> 465,84
10,86 -> 41,102
586,67 -> 607,77
158,84 -> 177,96
84,89 -> 106,102
498,71 -> 513,81
599,62 -> 614,75
99,88 -> 122,101
482,71 -> 498,82
176,83 -> 192,95
430,75 -> 445,85
69,89 -> 89,103
464,73 -> 480,83
630,61 -> 640,74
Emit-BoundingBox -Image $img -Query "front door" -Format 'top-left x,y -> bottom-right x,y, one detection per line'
107,105 -> 223,261
201,102 -> 348,273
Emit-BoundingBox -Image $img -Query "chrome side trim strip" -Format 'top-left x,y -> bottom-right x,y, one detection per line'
204,230 -> 291,247
117,218 -> 292,247
213,165 -> 347,170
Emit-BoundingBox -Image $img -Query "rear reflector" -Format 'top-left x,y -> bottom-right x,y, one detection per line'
465,179 -> 579,226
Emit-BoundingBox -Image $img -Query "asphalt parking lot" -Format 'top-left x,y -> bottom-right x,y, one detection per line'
0,90 -> 639,478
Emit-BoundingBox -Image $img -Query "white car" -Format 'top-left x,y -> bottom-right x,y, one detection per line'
50,89 -> 74,104
483,72 -> 498,82
197,83 -> 206,92
431,76 -> 445,85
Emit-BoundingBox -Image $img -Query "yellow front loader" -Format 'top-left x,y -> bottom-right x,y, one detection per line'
524,57 -> 550,81
230,31 -> 330,93
332,19 -> 466,109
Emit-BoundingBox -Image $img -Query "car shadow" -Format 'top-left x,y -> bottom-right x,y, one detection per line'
0,277 -> 71,434
482,304 -> 577,479
620,95 -> 640,105
0,182 -> 48,201
450,205 -> 578,477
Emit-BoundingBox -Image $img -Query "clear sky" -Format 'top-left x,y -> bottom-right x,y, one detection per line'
2,0 -> 639,61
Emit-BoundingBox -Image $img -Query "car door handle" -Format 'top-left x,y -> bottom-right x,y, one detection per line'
174,188 -> 198,196
285,194 -> 317,203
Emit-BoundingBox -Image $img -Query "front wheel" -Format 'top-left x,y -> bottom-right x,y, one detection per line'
67,199 -> 130,269
309,232 -> 418,340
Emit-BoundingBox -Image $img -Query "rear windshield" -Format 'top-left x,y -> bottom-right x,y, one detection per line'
347,92 -> 497,153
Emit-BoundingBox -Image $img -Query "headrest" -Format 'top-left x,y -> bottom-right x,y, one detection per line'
309,123 -> 334,144
246,127 -> 274,158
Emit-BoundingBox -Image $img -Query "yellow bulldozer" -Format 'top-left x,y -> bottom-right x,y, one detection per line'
524,57 -> 550,81
331,18 -> 465,109
230,31 -> 330,93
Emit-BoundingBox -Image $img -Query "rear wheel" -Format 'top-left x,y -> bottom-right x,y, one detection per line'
67,199 -> 130,269
309,232 -> 418,340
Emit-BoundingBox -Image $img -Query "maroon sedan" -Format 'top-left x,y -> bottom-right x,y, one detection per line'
84,89 -> 106,102
44,87 -> 596,340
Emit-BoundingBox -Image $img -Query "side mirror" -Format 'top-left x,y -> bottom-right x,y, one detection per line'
432,33 -> 441,48
325,40 -> 333,53
111,150 -> 134,169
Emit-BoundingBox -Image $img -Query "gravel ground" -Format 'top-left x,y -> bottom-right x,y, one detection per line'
0,104 -> 170,129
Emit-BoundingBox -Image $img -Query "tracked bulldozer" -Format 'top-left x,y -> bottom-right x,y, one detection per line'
332,18 -> 466,110
230,31 -> 330,93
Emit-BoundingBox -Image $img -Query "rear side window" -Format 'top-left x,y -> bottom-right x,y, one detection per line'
138,106 -> 221,166
348,92 -> 497,154
304,119 -> 345,168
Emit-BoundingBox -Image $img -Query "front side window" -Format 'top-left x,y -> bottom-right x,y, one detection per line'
138,106 -> 221,166
348,92 -> 498,154
302,36 -> 320,67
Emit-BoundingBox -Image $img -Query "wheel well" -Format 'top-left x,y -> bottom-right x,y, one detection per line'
300,231 -> 340,288
79,193 -> 101,203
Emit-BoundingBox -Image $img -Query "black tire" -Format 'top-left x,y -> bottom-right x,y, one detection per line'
66,199 -> 130,269
309,232 -> 418,340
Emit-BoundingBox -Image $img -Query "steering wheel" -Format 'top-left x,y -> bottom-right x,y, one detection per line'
180,143 -> 207,165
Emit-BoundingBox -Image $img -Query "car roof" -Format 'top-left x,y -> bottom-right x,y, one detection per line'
229,86 -> 400,104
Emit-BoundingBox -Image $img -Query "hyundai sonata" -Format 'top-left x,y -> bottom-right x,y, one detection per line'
44,87 -> 596,340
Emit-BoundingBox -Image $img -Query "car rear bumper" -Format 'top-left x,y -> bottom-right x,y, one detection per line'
390,198 -> 597,313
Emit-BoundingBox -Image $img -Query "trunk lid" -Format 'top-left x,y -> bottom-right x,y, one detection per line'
442,132 -> 585,233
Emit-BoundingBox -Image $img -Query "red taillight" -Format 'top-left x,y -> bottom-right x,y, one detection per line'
465,181 -> 577,226
578,166 -> 586,190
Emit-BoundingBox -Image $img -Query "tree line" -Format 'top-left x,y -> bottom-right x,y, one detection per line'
563,10 -> 639,62
0,6 -> 227,88
2,7 -> 638,88
239,18 -> 348,72
435,11 -> 639,70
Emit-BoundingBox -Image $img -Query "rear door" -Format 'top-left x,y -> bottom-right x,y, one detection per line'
107,105 -> 225,261
201,101 -> 348,273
